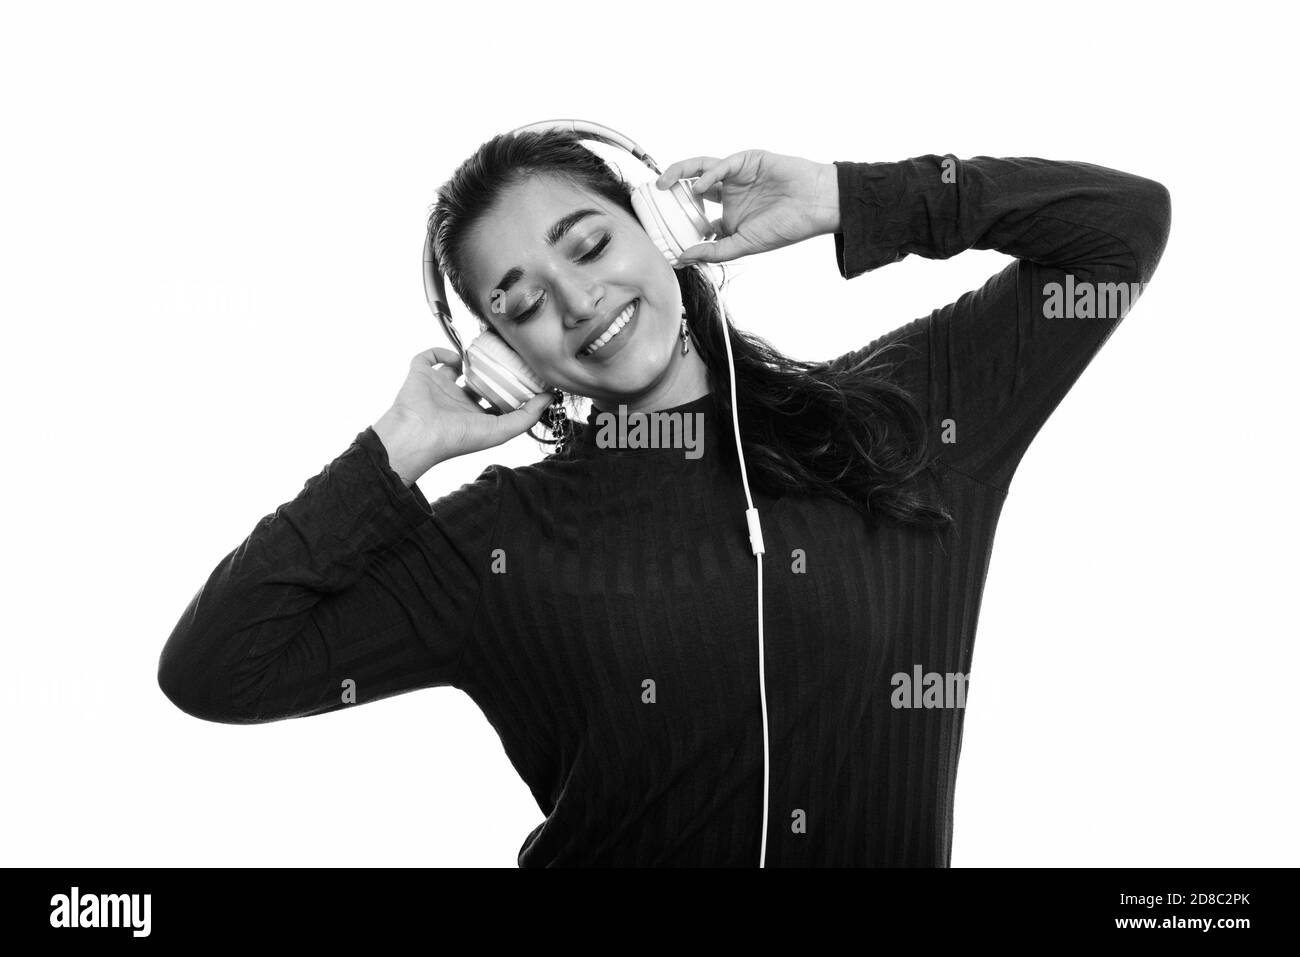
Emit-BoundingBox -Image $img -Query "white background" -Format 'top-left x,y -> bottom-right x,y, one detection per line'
3,0 -> 1295,867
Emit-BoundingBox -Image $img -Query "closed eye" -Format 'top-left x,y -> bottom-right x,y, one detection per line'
512,233 -> 613,324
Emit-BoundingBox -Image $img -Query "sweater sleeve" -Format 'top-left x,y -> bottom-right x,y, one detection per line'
157,426 -> 502,724
826,154 -> 1172,492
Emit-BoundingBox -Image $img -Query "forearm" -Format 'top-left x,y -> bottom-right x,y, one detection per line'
831,155 -> 1171,285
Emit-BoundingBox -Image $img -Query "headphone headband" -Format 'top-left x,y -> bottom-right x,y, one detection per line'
506,119 -> 664,177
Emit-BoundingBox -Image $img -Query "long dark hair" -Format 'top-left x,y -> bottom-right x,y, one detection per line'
429,129 -> 952,531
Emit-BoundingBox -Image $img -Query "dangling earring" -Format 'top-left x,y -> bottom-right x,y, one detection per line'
680,308 -> 690,356
543,388 -> 570,458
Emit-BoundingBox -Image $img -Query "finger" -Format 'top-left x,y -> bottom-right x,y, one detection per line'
678,234 -> 749,265
655,156 -> 721,190
676,243 -> 707,265
691,152 -> 745,197
493,391 -> 554,439
417,346 -> 462,369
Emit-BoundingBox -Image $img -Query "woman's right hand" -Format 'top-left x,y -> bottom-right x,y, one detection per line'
372,347 -> 555,485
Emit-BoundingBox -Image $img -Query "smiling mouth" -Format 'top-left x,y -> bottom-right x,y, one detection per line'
579,300 -> 638,358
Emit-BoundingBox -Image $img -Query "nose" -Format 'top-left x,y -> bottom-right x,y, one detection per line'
554,269 -> 605,329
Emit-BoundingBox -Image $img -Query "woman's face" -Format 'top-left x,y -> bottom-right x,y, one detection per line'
461,174 -> 709,412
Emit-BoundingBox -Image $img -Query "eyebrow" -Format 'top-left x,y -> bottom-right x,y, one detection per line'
488,208 -> 604,302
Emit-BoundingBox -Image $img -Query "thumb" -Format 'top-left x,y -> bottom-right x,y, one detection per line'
676,242 -> 710,264
497,390 -> 556,437
678,235 -> 745,265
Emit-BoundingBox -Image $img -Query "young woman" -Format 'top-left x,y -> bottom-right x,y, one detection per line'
158,129 -> 1171,867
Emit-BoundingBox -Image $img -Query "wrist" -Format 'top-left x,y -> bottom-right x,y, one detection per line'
373,407 -> 436,486
814,162 -> 841,236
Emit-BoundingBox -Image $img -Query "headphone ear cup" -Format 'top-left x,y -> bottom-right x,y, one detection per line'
631,180 -> 717,268
463,330 -> 550,413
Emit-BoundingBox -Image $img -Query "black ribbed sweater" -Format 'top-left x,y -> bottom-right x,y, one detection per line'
158,155 -> 1171,866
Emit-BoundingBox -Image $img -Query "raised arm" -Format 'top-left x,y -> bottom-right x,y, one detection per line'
157,427 -> 502,724
827,154 -> 1172,491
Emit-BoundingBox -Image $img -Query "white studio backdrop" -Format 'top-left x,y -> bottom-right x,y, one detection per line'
2,0 -> 1295,867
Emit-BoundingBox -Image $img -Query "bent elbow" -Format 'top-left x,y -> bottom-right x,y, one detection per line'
157,639 -> 257,725
158,649 -> 221,723
1133,176 -> 1172,285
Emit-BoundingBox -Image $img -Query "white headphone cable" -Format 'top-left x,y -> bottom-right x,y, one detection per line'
711,286 -> 768,868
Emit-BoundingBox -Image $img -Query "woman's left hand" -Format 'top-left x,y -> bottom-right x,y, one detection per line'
655,149 -> 840,264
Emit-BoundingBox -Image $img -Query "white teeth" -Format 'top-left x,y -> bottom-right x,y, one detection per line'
583,302 -> 636,356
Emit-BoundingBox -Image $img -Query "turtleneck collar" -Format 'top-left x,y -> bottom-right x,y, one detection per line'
571,391 -> 725,462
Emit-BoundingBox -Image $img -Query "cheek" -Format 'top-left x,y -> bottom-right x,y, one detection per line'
529,327 -> 572,368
